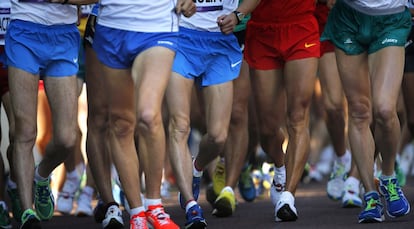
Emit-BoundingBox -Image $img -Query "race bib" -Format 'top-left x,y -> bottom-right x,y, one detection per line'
196,0 -> 223,12
0,8 -> 10,38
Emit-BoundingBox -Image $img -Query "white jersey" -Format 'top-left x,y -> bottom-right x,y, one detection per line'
180,0 -> 238,32
0,0 -> 11,45
408,0 -> 414,9
344,0 -> 407,15
10,0 -> 77,25
98,0 -> 179,32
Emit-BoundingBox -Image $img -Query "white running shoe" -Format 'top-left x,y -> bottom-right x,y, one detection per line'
102,204 -> 124,229
270,168 -> 286,206
327,151 -> 351,200
342,177 -> 362,208
56,174 -> 80,214
275,191 -> 298,222
75,187 -> 94,217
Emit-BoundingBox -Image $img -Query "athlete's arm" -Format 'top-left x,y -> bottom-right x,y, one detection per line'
217,0 -> 260,35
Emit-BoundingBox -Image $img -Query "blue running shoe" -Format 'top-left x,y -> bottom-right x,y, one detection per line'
358,191 -> 384,223
185,204 -> 207,229
34,178 -> 55,221
238,164 -> 256,202
179,176 -> 201,209
379,177 -> 410,218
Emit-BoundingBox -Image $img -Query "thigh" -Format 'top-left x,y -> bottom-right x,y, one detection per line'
43,75 -> 79,136
318,52 -> 344,109
369,46 -> 405,111
284,57 -> 318,116
8,67 -> 39,138
202,81 -> 233,135
133,46 -> 175,114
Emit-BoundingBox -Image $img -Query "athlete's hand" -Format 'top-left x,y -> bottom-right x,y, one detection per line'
217,14 -> 237,35
327,0 -> 335,9
176,0 -> 196,18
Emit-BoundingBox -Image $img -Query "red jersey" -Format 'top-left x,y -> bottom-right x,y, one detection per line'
251,0 -> 316,23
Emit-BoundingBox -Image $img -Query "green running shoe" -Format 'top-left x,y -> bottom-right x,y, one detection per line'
34,178 -> 55,221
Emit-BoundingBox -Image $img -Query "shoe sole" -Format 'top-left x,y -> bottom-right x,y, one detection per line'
103,218 -> 124,229
358,215 -> 385,223
276,204 -> 298,222
20,218 -> 41,229
185,220 -> 207,229
212,198 -> 233,217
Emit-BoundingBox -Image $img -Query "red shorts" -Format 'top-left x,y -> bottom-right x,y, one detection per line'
321,40 -> 335,55
0,46 -> 9,97
315,4 -> 335,55
245,16 -> 320,70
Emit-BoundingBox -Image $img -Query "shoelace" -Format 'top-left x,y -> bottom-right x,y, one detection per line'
384,179 -> 400,201
149,207 -> 170,226
331,163 -> 345,179
365,198 -> 378,211
36,184 -> 51,204
131,215 -> 147,228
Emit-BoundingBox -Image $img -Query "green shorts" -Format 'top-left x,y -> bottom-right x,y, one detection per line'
321,0 -> 411,55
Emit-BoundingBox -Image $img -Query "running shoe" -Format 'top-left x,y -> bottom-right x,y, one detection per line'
379,177 -> 410,218
275,191 -> 298,222
7,188 -> 23,222
179,176 -> 201,209
212,187 -> 236,217
184,204 -> 207,229
342,177 -> 362,208
0,202 -> 11,229
205,183 -> 217,207
34,178 -> 54,221
327,159 -> 349,201
102,203 -> 124,229
20,209 -> 41,229
56,174 -> 80,214
238,164 -> 256,202
394,161 -> 406,187
130,211 -> 148,229
93,199 -> 106,223
75,188 -> 94,217
145,204 -> 179,229
270,168 -> 286,206
358,191 -> 384,223
212,159 -> 225,196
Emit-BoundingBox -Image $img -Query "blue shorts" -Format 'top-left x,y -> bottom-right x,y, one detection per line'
93,24 -> 178,69
5,19 -> 80,77
172,27 -> 242,86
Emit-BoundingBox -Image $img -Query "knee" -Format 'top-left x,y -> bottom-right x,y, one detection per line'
348,100 -> 372,128
206,128 -> 228,147
374,107 -> 398,129
110,112 -> 136,138
168,116 -> 191,141
53,128 -> 77,150
136,108 -> 162,134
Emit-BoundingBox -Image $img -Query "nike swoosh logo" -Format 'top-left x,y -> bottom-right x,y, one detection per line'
231,60 -> 242,68
305,43 -> 316,48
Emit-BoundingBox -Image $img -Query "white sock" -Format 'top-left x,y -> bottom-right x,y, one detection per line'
185,200 -> 197,213
130,206 -> 145,216
144,198 -> 162,210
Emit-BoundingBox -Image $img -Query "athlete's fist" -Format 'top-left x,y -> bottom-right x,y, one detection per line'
217,13 -> 237,35
176,0 -> 196,18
